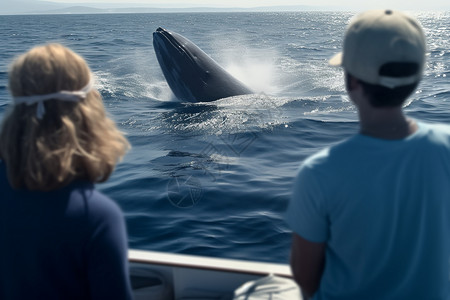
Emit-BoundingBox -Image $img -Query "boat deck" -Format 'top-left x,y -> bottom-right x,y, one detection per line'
129,249 -> 293,300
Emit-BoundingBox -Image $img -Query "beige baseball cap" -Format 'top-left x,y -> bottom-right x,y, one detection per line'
329,9 -> 426,88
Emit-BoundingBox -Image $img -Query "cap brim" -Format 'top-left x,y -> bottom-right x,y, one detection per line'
329,52 -> 343,66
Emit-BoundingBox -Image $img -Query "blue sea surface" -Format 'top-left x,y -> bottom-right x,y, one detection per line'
0,12 -> 449,263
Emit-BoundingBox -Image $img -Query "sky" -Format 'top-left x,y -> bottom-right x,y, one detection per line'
2,0 -> 449,14
43,0 -> 449,10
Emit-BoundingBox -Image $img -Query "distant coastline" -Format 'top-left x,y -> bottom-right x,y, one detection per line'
2,0 -> 449,16
2,5 -> 342,16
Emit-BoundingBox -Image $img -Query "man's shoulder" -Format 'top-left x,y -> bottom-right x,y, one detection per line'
420,121 -> 450,134
302,135 -> 360,168
417,121 -> 450,144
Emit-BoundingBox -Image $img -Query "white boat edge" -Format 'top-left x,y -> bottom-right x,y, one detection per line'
128,249 -> 293,300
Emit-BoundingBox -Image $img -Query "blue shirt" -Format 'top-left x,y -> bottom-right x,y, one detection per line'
285,121 -> 450,299
0,160 -> 133,300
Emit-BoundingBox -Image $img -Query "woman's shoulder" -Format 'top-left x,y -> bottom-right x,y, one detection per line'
0,159 -> 6,176
65,181 -> 124,225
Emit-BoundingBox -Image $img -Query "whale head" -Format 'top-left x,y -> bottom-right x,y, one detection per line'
153,27 -> 252,102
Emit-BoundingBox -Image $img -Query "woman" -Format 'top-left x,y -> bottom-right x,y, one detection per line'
0,44 -> 133,299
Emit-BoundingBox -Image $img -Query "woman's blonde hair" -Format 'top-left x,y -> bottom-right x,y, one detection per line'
0,43 -> 130,191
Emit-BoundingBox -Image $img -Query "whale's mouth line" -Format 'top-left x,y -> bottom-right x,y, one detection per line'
153,27 -> 204,77
154,27 -> 190,58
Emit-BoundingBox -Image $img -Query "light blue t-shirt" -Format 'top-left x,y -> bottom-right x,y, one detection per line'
285,121 -> 450,300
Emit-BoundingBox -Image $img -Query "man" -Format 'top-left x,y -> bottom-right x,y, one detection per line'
285,9 -> 450,300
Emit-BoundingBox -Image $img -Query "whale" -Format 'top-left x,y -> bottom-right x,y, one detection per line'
153,27 -> 253,102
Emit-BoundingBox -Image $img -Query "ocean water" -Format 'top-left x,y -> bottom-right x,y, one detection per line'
0,11 -> 449,263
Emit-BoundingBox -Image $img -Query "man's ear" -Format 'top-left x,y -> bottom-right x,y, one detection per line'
345,72 -> 359,92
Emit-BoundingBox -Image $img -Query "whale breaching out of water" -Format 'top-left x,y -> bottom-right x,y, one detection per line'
153,27 -> 253,102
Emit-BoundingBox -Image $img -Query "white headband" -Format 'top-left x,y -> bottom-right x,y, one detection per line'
13,79 -> 94,119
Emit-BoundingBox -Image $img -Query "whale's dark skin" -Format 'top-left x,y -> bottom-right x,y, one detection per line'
153,27 -> 253,102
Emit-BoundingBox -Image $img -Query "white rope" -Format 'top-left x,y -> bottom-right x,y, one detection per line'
13,79 -> 94,119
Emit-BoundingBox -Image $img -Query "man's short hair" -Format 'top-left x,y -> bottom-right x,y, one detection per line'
346,62 -> 420,107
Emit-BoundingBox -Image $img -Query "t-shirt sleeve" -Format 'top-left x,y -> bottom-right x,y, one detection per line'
284,163 -> 329,243
85,193 -> 133,300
